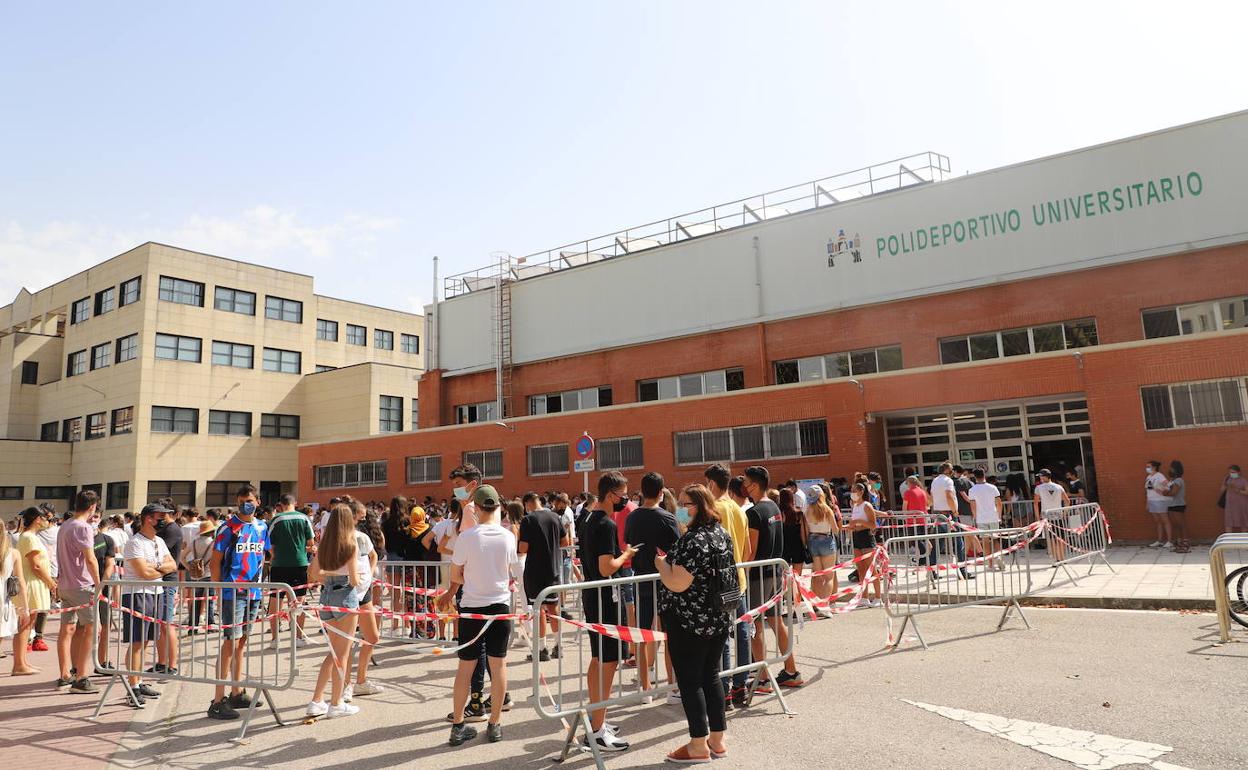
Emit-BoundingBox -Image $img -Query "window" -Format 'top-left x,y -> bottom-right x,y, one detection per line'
66,350 -> 87,377
147,481 -> 195,508
375,329 -> 394,350
315,365 -> 336,372
317,319 -> 338,341
456,401 -> 497,424
598,436 -> 644,470
214,286 -> 256,315
91,342 -> 112,370
265,295 -> 303,323
115,333 -> 139,363
406,455 -> 442,485
71,297 -> 90,324
774,345 -> 903,384
94,287 -> 115,316
106,481 -> 129,510
529,386 -> 613,415
111,407 -> 134,435
401,334 -> 420,354
261,413 -> 300,439
158,276 -> 205,306
346,324 -> 367,346
0,486 -> 23,501
155,333 -> 202,362
638,368 -> 745,402
462,450 -> 503,479
1142,295 -> 1248,339
151,406 -> 199,434
314,461 -> 388,489
35,486 -> 74,502
86,412 -> 106,440
120,276 -> 141,306
379,395 -> 403,432
674,419 -> 828,465
211,340 -> 254,369
938,319 -> 1099,364
1141,378 -> 1246,430
262,347 -> 301,374
411,399 -> 419,429
21,361 -> 37,385
528,443 -> 569,476
206,481 -> 251,507
62,417 -> 82,442
41,421 -> 58,442
209,409 -> 251,436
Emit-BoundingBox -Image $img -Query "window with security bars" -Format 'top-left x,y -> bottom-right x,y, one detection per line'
120,276 -> 141,306
155,333 -> 202,362
214,286 -> 256,316
638,368 -> 745,402
209,410 -> 251,436
774,345 -> 902,384
106,481 -> 129,510
147,480 -> 195,508
71,297 -> 90,324
314,461 -> 388,489
261,413 -> 300,439
1141,378 -> 1247,430
456,401 -> 497,424
158,276 -> 205,306
597,437 -> 644,470
205,481 -> 251,507
674,420 -> 828,465
463,449 -> 503,479
264,295 -> 303,323
406,455 -> 442,484
530,386 -> 613,415
528,444 -> 569,476
1143,295 -> 1248,339
151,406 -> 199,434
212,341 -> 254,368
938,319 -> 1098,364
379,395 -> 403,432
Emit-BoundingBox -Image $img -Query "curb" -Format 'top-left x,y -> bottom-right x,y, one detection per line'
1020,594 -> 1215,611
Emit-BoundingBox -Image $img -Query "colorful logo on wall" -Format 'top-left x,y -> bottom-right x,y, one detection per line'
826,229 -> 862,267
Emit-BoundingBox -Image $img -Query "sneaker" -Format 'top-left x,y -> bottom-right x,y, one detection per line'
960,569 -> 976,580
207,698 -> 240,720
31,637 -> 49,652
94,662 -> 115,676
126,691 -> 146,709
539,647 -> 551,662
227,691 -> 255,709
327,703 -> 360,718
754,679 -> 773,694
70,677 -> 98,694
342,684 -> 354,702
776,670 -> 804,688
1161,542 -> 1173,550
483,692 -> 513,712
584,729 -> 630,752
731,687 -> 748,708
446,697 -> 487,723
352,680 -> 384,696
145,663 -> 168,674
1148,541 -> 1163,548
724,695 -> 735,712
448,722 -> 478,746
137,683 -> 160,698
486,722 -> 503,742
305,700 -> 329,717
294,635 -> 311,649
550,644 -> 561,659
268,639 -> 279,651
54,677 -> 73,691
666,690 -> 683,705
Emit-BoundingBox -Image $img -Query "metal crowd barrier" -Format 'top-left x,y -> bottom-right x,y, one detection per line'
377,560 -> 452,648
1040,503 -> 1113,586
90,579 -> 299,742
883,524 -> 1037,650
1210,533 -> 1248,643
529,557 -> 794,770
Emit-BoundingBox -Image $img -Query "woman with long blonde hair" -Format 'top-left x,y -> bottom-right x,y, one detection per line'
804,486 -> 841,618
306,504 -> 361,718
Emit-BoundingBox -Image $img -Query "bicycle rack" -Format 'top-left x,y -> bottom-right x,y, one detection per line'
1210,532 -> 1248,643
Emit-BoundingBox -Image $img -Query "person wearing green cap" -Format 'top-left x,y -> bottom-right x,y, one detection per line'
440,482 -> 518,745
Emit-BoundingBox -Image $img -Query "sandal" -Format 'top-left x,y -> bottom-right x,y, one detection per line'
708,742 -> 728,759
666,745 -> 711,764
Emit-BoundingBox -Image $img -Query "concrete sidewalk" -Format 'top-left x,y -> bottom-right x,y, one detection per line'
1025,544 -> 1227,609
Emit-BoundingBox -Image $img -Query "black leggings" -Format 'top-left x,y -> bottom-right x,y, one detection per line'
663,612 -> 728,739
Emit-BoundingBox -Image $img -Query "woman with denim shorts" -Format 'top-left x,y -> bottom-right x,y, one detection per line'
804,487 -> 841,618
306,504 -> 361,719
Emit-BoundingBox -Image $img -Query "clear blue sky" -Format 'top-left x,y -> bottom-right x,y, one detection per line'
2,1 -> 1244,312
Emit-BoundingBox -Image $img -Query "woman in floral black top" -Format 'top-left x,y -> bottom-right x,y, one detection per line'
656,484 -> 734,764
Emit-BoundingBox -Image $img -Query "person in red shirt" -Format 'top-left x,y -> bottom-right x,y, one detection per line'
611,490 -> 638,663
901,476 -> 932,562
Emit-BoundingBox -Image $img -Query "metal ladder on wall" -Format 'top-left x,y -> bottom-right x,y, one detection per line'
491,251 -> 514,419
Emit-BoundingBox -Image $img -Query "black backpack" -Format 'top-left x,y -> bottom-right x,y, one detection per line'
705,526 -> 741,615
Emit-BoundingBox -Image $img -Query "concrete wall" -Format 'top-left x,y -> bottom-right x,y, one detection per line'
0,439 -> 73,518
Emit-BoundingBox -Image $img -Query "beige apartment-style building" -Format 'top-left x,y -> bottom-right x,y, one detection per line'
0,242 -> 424,514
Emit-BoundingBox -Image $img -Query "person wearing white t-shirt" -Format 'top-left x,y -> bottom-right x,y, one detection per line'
927,462 -> 972,578
1033,469 -> 1072,563
439,484 -> 519,745
1143,460 -> 1172,548
968,469 -> 1004,570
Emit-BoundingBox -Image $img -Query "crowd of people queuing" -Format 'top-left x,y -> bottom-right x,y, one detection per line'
0,457 -> 1242,762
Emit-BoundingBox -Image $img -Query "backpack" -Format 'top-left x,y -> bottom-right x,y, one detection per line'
704,526 -> 741,615
187,536 -> 211,580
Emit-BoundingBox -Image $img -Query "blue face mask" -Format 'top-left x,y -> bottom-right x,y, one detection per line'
676,507 -> 691,526
453,487 -> 470,501
240,501 -> 256,516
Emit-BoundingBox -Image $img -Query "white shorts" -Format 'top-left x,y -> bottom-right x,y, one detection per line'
1146,500 -> 1169,515
975,521 -> 1001,531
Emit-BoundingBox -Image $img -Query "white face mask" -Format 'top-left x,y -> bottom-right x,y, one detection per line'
1145,466 -> 1154,473
1231,472 -> 1241,479
850,493 -> 862,502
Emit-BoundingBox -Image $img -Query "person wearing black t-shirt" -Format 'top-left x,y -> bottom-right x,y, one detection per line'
92,514 -> 117,673
624,472 -> 679,695
742,466 -> 802,690
579,473 -> 637,753
519,492 -> 569,661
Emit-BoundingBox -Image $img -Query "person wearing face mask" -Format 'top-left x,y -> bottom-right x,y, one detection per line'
847,482 -> 883,607
207,485 -> 270,721
444,464 -> 496,724
624,472 -> 679,699
608,478 -> 639,667
1222,465 -> 1248,533
1143,460 -> 1171,548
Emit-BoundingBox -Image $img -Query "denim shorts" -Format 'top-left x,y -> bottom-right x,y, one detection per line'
159,584 -> 177,624
319,576 -> 360,622
808,533 -> 838,559
221,596 -> 262,640
616,567 -> 635,604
